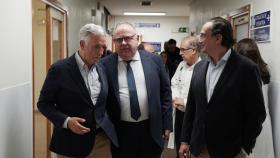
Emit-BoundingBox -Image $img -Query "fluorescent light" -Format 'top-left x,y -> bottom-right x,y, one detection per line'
123,12 -> 166,16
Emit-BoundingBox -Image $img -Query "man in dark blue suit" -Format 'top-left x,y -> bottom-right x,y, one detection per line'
37,23 -> 118,158
101,22 -> 172,158
179,17 -> 266,158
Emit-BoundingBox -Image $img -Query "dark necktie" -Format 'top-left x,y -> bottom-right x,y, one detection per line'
126,60 -> 141,120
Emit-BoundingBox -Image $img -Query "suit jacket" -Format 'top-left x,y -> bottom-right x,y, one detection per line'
101,50 -> 172,149
181,50 -> 266,158
37,54 -> 118,157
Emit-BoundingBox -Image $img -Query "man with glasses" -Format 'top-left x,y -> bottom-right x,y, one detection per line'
179,17 -> 266,158
101,22 -> 172,158
167,36 -> 201,158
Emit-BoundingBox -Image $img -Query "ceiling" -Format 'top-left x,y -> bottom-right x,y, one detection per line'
100,0 -> 193,16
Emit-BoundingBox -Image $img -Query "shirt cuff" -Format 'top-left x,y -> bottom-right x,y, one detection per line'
62,117 -> 70,128
241,148 -> 248,155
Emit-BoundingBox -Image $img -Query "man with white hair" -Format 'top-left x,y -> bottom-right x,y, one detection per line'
37,23 -> 118,158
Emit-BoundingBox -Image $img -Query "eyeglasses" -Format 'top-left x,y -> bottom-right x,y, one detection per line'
180,47 -> 194,52
113,34 -> 136,44
199,33 -> 206,39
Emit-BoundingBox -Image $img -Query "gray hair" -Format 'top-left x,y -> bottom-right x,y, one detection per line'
79,23 -> 105,43
112,22 -> 136,36
182,36 -> 201,52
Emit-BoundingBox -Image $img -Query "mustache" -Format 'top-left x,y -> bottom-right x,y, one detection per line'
120,46 -> 130,49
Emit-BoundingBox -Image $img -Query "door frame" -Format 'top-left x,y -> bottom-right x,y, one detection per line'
226,4 -> 251,44
32,0 -> 68,158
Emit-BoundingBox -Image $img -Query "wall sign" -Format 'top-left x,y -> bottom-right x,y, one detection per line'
250,27 -> 270,42
250,10 -> 271,42
135,23 -> 160,28
251,11 -> 270,29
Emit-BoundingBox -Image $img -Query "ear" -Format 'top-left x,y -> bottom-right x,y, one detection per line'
216,34 -> 222,44
80,40 -> 85,49
191,49 -> 198,55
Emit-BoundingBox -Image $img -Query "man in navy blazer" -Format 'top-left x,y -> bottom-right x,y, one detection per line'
101,22 -> 172,158
179,17 -> 266,158
37,24 -> 118,158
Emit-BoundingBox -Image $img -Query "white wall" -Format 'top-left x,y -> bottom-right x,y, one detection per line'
114,16 -> 189,51
0,0 -> 33,157
59,0 -> 98,55
188,0 -> 280,157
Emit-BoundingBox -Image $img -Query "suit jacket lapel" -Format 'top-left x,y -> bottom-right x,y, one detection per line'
139,52 -> 152,101
110,54 -> 121,104
199,60 -> 210,106
67,54 -> 92,106
209,50 -> 236,104
95,64 -> 104,107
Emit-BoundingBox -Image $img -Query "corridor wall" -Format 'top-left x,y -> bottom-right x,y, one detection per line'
0,0 -> 33,157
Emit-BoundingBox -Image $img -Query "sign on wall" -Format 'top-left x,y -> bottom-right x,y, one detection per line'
251,11 -> 270,29
135,23 -> 160,28
145,42 -> 161,52
250,10 -> 271,42
171,27 -> 189,33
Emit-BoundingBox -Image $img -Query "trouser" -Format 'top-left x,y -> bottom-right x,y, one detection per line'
111,120 -> 162,158
57,130 -> 111,158
190,146 -> 248,158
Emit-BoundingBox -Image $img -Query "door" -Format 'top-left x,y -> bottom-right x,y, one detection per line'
227,5 -> 250,46
233,13 -> 250,43
33,0 -> 67,158
46,5 -> 67,158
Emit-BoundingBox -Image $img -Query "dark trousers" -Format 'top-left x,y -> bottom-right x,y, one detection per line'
111,120 -> 162,158
175,109 -> 185,158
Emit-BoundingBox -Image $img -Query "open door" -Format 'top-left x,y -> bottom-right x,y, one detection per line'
32,0 -> 67,158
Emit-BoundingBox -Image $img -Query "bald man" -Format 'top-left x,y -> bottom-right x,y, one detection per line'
101,22 -> 172,158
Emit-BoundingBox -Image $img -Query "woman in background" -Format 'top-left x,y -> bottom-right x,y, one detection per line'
236,38 -> 275,158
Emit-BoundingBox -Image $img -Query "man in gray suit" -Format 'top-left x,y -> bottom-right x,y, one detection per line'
38,23 -> 118,158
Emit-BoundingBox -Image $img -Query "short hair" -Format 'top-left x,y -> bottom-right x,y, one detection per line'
182,36 -> 201,52
112,22 -> 136,36
168,39 -> 177,45
208,17 -> 234,49
79,23 -> 105,43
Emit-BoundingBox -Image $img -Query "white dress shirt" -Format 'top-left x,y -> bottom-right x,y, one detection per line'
118,51 -> 149,122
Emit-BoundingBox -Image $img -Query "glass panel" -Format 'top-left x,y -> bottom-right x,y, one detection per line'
236,23 -> 249,42
52,19 -> 61,63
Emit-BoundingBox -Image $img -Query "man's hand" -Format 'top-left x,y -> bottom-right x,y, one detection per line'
173,97 -> 184,107
179,144 -> 190,158
67,117 -> 91,135
163,129 -> 171,141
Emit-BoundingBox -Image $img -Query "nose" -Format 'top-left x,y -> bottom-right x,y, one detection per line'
97,47 -> 105,56
198,36 -> 203,43
121,38 -> 127,45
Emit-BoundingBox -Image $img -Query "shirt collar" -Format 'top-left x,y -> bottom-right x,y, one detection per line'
207,49 -> 231,66
75,52 -> 94,71
184,57 -> 202,70
118,50 -> 141,62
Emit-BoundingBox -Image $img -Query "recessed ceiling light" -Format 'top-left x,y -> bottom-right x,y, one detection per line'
123,12 -> 166,16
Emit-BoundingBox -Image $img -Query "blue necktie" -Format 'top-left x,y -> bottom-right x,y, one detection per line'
126,60 -> 141,120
